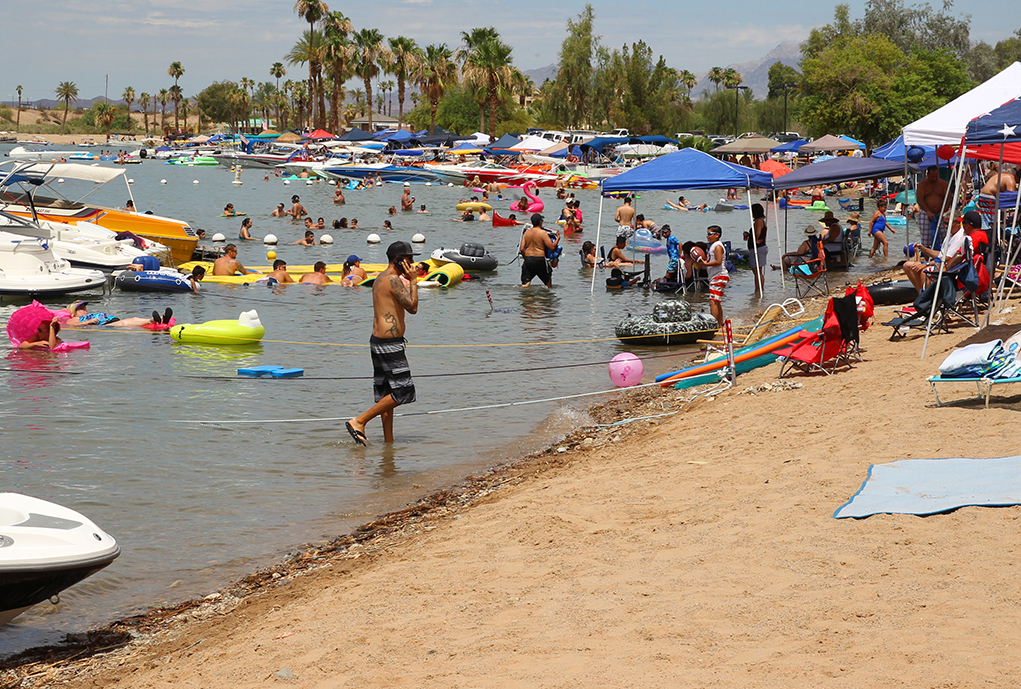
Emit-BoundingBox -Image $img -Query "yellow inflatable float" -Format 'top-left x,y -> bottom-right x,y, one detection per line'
455,202 -> 492,212
171,310 -> 265,345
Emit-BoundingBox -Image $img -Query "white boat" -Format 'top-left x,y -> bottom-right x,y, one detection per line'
0,227 -> 105,295
0,493 -> 120,626
7,146 -> 82,161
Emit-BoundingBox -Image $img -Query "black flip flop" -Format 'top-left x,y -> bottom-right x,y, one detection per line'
151,310 -> 161,324
163,307 -> 173,324
345,421 -> 367,446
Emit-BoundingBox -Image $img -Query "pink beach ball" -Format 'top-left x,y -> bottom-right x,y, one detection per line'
609,353 -> 643,387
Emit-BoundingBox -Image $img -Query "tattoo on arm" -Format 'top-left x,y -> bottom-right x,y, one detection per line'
383,312 -> 399,337
389,276 -> 417,311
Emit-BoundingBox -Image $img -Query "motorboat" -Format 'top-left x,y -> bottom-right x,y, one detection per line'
213,139 -> 307,169
0,161 -> 197,264
7,146 -> 81,161
165,155 -> 218,166
0,493 -> 120,626
0,229 -> 105,295
321,160 -> 440,184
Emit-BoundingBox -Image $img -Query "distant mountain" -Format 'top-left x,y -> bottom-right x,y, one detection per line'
523,64 -> 558,87
32,96 -> 126,111
690,41 -> 802,99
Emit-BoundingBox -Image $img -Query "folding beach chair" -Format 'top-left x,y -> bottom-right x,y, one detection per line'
789,257 -> 828,298
777,297 -> 857,377
882,275 -> 958,338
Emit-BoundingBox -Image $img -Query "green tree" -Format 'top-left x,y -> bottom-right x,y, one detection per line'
388,36 -> 422,128
122,86 -> 135,117
418,43 -> 456,134
15,84 -> 22,130
721,68 -> 742,88
55,81 -> 79,134
544,5 -> 597,128
271,62 -> 286,91
707,66 -> 725,91
94,102 -> 115,142
353,28 -> 391,130
766,62 -> 801,99
293,0 -> 329,128
196,81 -> 241,127
139,91 -> 151,135
158,89 -> 169,132
168,61 -> 185,129
458,28 -> 501,131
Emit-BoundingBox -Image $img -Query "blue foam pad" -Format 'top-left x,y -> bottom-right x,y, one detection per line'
238,365 -> 284,377
270,368 -> 304,378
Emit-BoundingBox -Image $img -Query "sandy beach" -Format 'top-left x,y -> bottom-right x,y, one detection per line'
4,287 -> 1021,688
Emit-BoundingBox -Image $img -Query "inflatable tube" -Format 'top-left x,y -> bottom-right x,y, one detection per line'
423,262 -> 464,287
142,317 -> 177,331
807,200 -> 830,212
51,341 -> 90,352
867,279 -> 917,306
627,228 -> 666,254
115,270 -> 193,293
615,301 -> 719,346
171,311 -> 265,345
431,244 -> 498,272
713,202 -> 733,212
655,316 -> 825,386
886,215 -> 907,226
455,202 -> 492,212
220,212 -> 247,217
778,198 -> 810,209
522,183 -> 543,213
492,211 -> 518,226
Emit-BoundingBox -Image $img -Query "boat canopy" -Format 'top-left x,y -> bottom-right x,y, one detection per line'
602,148 -> 774,192
579,136 -> 628,153
771,139 -> 808,153
338,127 -> 375,142
4,162 -> 125,185
631,134 -> 679,146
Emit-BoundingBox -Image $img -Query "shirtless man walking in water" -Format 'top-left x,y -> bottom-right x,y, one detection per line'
347,241 -> 419,445
916,166 -> 948,248
519,213 -> 560,287
615,196 -> 635,237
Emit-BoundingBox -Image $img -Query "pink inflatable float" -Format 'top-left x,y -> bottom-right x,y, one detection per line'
510,183 -> 544,214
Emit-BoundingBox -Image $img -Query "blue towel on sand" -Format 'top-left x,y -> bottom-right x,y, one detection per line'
834,456 -> 1021,519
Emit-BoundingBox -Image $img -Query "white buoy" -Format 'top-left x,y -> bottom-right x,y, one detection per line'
366,233 -> 381,244
263,233 -> 278,245
320,234 -> 334,244
57,178 -> 65,184
447,183 -> 453,187
328,179 -> 336,185
412,233 -> 426,243
306,179 -> 314,185
212,233 -> 226,242
192,180 -> 199,185
283,180 -> 291,185
425,182 -> 432,186
160,179 -> 167,184
127,179 -> 134,184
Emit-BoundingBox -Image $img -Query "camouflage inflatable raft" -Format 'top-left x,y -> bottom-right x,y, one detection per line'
615,299 -> 719,346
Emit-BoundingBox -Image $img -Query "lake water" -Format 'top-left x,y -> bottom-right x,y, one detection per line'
0,144 -> 903,655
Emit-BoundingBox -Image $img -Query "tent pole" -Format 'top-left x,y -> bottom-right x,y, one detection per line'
771,189 -> 782,289
984,144 -> 1005,327
921,145 -> 968,358
591,191 -> 604,294
903,140 -> 910,248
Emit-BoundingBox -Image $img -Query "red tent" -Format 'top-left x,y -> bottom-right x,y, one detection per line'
307,129 -> 335,140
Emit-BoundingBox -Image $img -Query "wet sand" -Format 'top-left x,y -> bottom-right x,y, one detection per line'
5,286 -> 1021,688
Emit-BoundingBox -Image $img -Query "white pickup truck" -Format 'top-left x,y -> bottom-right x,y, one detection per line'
609,128 -> 631,138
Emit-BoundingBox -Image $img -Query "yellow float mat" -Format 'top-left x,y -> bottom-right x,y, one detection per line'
171,320 -> 265,344
360,262 -> 463,287
455,202 -> 492,212
243,258 -> 444,275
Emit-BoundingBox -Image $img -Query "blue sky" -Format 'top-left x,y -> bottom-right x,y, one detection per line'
3,0 -> 1010,104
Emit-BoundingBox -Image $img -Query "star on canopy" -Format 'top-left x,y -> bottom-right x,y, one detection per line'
999,123 -> 1018,139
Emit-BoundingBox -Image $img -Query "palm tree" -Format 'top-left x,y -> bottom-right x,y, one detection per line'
15,85 -> 22,130
679,70 -> 697,99
322,10 -> 353,132
167,61 -> 185,129
139,92 -> 150,135
158,89 -> 169,133
291,81 -> 309,128
462,38 -> 516,139
419,43 -> 456,135
458,28 -> 500,131
387,36 -> 421,128
722,68 -> 742,88
293,0 -> 330,128
122,87 -> 135,131
169,85 -> 183,131
55,81 -> 79,135
707,66 -> 725,91
94,102 -> 115,142
353,28 -> 391,131
270,62 -> 286,92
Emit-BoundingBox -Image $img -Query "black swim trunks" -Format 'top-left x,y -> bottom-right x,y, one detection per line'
520,255 -> 552,285
369,335 -> 416,405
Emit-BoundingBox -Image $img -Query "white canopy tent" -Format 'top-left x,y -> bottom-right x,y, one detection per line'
903,62 -> 1021,146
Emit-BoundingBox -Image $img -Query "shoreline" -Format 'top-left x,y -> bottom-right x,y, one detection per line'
0,270 -> 902,684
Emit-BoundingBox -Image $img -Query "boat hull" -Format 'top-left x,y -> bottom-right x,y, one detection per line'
0,556 -> 120,626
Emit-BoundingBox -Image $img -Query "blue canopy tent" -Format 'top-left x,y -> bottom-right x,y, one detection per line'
338,127 -> 375,142
770,157 -> 905,190
871,134 -> 955,167
598,148 -> 776,293
964,96 -> 1021,313
838,135 -> 866,149
771,139 -> 808,153
630,135 -> 680,146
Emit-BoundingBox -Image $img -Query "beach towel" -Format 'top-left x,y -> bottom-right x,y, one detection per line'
834,456 -> 1021,518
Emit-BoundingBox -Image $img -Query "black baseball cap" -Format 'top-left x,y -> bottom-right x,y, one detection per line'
530,212 -> 544,226
386,240 -> 418,260
961,210 -> 982,228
